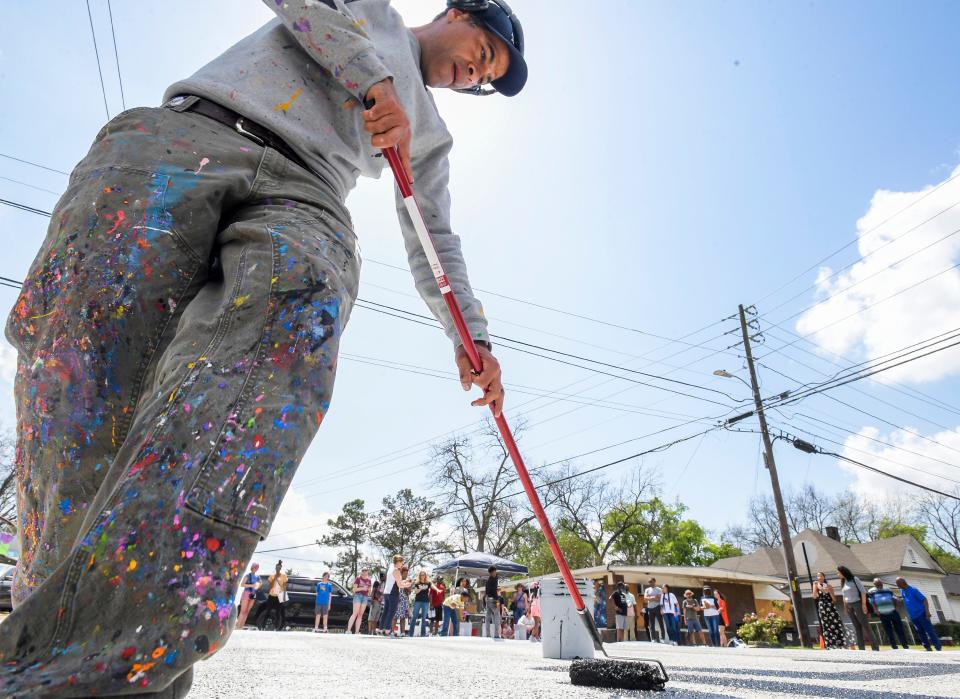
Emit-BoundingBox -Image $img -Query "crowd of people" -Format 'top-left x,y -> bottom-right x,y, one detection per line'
598,567 -> 944,652
237,558 -> 544,641
237,559 -> 945,652
813,567 -> 943,652
603,578 -> 730,647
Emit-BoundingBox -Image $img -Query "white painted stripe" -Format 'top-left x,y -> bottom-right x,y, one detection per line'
403,196 -> 451,294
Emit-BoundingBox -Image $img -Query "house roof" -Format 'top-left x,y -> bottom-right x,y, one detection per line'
850,535 -> 945,575
712,529 -> 874,578
511,564 -> 786,589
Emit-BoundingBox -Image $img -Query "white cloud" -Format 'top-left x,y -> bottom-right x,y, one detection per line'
253,486 -> 338,580
796,164 -> 960,384
839,424 -> 960,500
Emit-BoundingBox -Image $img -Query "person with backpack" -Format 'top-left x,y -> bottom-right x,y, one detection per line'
235,562 -> 261,630
612,581 -> 629,642
838,565 -> 879,651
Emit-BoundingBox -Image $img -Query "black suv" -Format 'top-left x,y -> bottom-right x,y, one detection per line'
0,565 -> 13,612
246,575 -> 356,631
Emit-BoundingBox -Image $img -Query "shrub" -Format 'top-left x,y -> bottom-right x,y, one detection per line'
738,609 -> 789,645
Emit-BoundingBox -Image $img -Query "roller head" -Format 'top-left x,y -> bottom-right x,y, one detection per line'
569,658 -> 668,692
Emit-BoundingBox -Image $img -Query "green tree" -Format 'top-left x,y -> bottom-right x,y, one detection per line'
695,541 -> 744,567
369,488 -> 448,570
875,519 -> 928,542
320,498 -> 369,585
511,523 -> 595,577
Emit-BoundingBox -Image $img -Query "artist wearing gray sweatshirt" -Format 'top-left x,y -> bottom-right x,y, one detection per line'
0,2 -> 526,697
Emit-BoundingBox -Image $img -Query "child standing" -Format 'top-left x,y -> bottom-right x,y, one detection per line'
314,572 -> 334,633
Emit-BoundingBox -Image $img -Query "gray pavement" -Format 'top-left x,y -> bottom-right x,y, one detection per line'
190,630 -> 960,698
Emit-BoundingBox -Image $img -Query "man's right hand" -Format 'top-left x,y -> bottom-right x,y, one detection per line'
363,79 -> 413,184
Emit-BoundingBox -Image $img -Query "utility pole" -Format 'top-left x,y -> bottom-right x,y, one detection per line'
738,304 -> 810,647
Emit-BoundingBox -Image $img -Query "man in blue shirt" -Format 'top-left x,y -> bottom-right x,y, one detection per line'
896,577 -> 942,651
314,572 -> 335,634
867,578 -> 909,650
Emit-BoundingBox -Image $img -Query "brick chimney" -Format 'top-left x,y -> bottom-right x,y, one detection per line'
825,526 -> 841,542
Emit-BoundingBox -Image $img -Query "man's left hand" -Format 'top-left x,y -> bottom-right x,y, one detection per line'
455,343 -> 504,417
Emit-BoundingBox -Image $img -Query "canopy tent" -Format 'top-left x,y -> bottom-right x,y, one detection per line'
433,552 -> 528,579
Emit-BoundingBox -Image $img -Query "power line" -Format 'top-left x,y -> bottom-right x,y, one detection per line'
0,199 -> 52,217
354,299 -> 741,408
760,199 -> 960,320
790,412 -> 960,474
765,335 -> 960,411
363,278 -> 741,383
777,429 -> 960,501
770,223 -> 960,328
0,153 -> 69,176
0,267 -> 743,410
756,358 -> 960,459
85,0 -> 111,120
758,261 -> 960,362
765,327 -> 960,402
0,176 -> 61,196
762,326 -> 960,419
256,426 -> 718,552
753,169 -> 960,308
365,256 -> 736,349
105,0 -> 126,111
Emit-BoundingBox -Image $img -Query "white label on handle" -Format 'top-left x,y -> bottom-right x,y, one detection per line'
403,196 -> 451,294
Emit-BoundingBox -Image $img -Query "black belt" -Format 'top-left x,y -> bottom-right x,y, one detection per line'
179,96 -> 311,173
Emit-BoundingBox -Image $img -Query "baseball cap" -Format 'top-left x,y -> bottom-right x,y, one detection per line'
472,1 -> 527,96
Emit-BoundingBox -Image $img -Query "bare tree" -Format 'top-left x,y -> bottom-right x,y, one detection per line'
549,462 -> 658,565
919,490 -> 960,557
0,428 -> 16,532
429,419 -> 546,558
785,484 -> 837,535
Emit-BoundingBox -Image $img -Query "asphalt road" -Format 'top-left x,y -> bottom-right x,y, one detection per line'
190,630 -> 960,698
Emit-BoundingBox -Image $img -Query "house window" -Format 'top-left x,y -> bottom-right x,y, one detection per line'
907,548 -> 919,565
931,594 -> 946,624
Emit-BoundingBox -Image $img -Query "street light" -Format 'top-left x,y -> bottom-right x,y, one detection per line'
713,369 -> 752,391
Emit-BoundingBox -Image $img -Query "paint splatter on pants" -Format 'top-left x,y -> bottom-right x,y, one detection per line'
0,97 -> 359,696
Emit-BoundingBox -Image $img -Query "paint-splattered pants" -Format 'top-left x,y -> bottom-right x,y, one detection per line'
0,97 -> 360,696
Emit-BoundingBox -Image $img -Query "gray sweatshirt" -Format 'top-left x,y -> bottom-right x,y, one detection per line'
164,0 -> 488,346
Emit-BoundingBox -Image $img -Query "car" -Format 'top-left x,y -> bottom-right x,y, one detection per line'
245,575 -> 358,631
0,565 -> 15,612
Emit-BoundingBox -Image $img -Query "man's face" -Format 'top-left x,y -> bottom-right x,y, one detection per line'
874,579 -> 883,588
421,9 -> 511,91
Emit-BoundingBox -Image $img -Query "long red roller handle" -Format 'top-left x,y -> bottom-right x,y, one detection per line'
381,146 -> 588,614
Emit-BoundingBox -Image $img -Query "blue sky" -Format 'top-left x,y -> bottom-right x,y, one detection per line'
1,1 -> 959,573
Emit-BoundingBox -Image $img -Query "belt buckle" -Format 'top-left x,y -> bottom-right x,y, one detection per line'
235,117 -> 265,147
